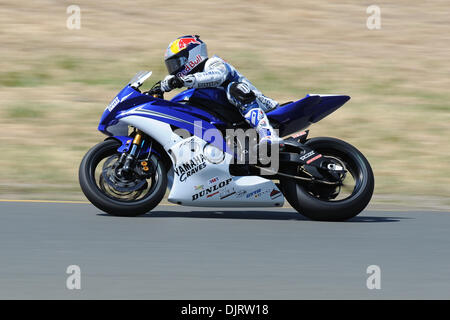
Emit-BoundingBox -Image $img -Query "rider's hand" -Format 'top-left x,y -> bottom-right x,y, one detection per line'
161,75 -> 184,92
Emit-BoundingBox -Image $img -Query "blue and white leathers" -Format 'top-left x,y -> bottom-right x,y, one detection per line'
98,71 -> 351,207
163,56 -> 282,142
181,55 -> 279,112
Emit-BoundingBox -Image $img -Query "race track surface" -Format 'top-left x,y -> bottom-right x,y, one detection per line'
0,202 -> 449,299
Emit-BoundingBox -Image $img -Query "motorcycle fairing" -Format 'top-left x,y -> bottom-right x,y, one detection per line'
118,103 -> 229,153
172,88 -> 245,126
112,114 -> 285,207
100,85 -> 350,153
171,87 -> 229,107
98,85 -> 150,135
98,85 -> 229,153
166,135 -> 284,207
172,88 -> 350,136
268,94 -> 351,137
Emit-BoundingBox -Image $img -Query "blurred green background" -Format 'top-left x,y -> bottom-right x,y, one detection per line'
0,0 -> 448,209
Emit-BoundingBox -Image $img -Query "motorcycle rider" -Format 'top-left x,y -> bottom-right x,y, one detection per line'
160,35 -> 284,146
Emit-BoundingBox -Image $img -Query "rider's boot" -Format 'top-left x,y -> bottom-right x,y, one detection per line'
244,107 -> 285,148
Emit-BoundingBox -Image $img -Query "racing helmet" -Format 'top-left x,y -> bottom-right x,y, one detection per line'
164,35 -> 208,77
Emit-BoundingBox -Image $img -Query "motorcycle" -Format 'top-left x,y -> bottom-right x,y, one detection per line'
79,71 -> 374,221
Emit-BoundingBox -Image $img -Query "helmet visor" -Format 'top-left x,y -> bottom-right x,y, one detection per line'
165,54 -> 188,75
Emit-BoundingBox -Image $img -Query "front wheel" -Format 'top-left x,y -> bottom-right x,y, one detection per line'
79,139 -> 167,216
280,137 -> 374,221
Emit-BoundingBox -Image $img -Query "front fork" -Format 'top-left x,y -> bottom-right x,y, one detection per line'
117,130 -> 147,176
122,131 -> 143,171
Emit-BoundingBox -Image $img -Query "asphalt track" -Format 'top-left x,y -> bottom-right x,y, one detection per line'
0,201 -> 449,299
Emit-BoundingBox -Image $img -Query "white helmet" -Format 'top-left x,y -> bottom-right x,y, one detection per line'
164,35 -> 208,77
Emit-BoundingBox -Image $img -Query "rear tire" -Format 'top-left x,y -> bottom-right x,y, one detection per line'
79,139 -> 167,216
280,137 -> 374,221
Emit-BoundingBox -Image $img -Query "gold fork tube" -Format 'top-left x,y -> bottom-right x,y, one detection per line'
132,131 -> 143,145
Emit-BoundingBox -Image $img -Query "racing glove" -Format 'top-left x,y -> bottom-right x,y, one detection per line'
160,75 -> 184,92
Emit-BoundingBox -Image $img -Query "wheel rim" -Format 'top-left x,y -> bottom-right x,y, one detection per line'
298,146 -> 364,202
91,144 -> 162,203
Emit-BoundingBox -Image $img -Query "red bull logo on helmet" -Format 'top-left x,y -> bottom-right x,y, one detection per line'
177,54 -> 203,76
168,36 -> 200,56
178,37 -> 200,50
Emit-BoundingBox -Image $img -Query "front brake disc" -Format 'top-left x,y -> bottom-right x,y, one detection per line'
101,156 -> 147,193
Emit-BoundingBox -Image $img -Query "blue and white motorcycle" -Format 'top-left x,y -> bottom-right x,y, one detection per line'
79,71 -> 374,221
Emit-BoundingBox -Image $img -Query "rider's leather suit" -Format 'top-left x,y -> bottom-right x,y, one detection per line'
163,55 -> 283,143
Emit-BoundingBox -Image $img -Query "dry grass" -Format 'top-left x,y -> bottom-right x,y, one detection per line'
0,0 -> 449,203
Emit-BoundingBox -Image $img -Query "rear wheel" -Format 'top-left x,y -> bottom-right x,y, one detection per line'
280,137 -> 374,221
79,139 -> 167,216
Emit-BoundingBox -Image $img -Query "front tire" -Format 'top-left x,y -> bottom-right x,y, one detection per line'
280,137 -> 374,221
79,139 -> 167,216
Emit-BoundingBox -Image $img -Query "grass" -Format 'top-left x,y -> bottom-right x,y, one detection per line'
5,104 -> 46,119
0,0 -> 449,207
0,71 -> 52,87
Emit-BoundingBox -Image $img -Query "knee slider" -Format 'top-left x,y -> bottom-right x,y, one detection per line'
229,82 -> 256,105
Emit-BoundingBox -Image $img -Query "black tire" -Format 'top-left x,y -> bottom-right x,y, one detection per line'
280,137 -> 374,221
79,139 -> 167,216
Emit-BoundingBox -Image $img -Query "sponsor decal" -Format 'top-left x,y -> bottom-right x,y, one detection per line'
249,110 -> 258,126
270,189 -> 282,199
306,154 -> 322,164
194,184 -> 204,190
246,188 -> 262,199
106,92 -> 133,112
207,191 -> 219,198
197,81 -> 221,88
107,97 -> 120,111
192,178 -> 232,201
178,37 -> 200,50
244,188 -> 279,199
174,154 -> 207,182
300,151 -> 315,161
292,131 -> 307,139
177,54 -> 203,77
167,37 -> 200,56
220,187 -> 236,200
184,54 -> 202,73
180,137 -> 200,152
208,176 -> 219,185
235,190 -> 247,198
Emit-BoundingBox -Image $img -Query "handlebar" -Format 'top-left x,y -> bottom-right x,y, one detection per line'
144,81 -> 164,99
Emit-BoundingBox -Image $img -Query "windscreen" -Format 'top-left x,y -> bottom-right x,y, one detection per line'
129,71 -> 152,88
